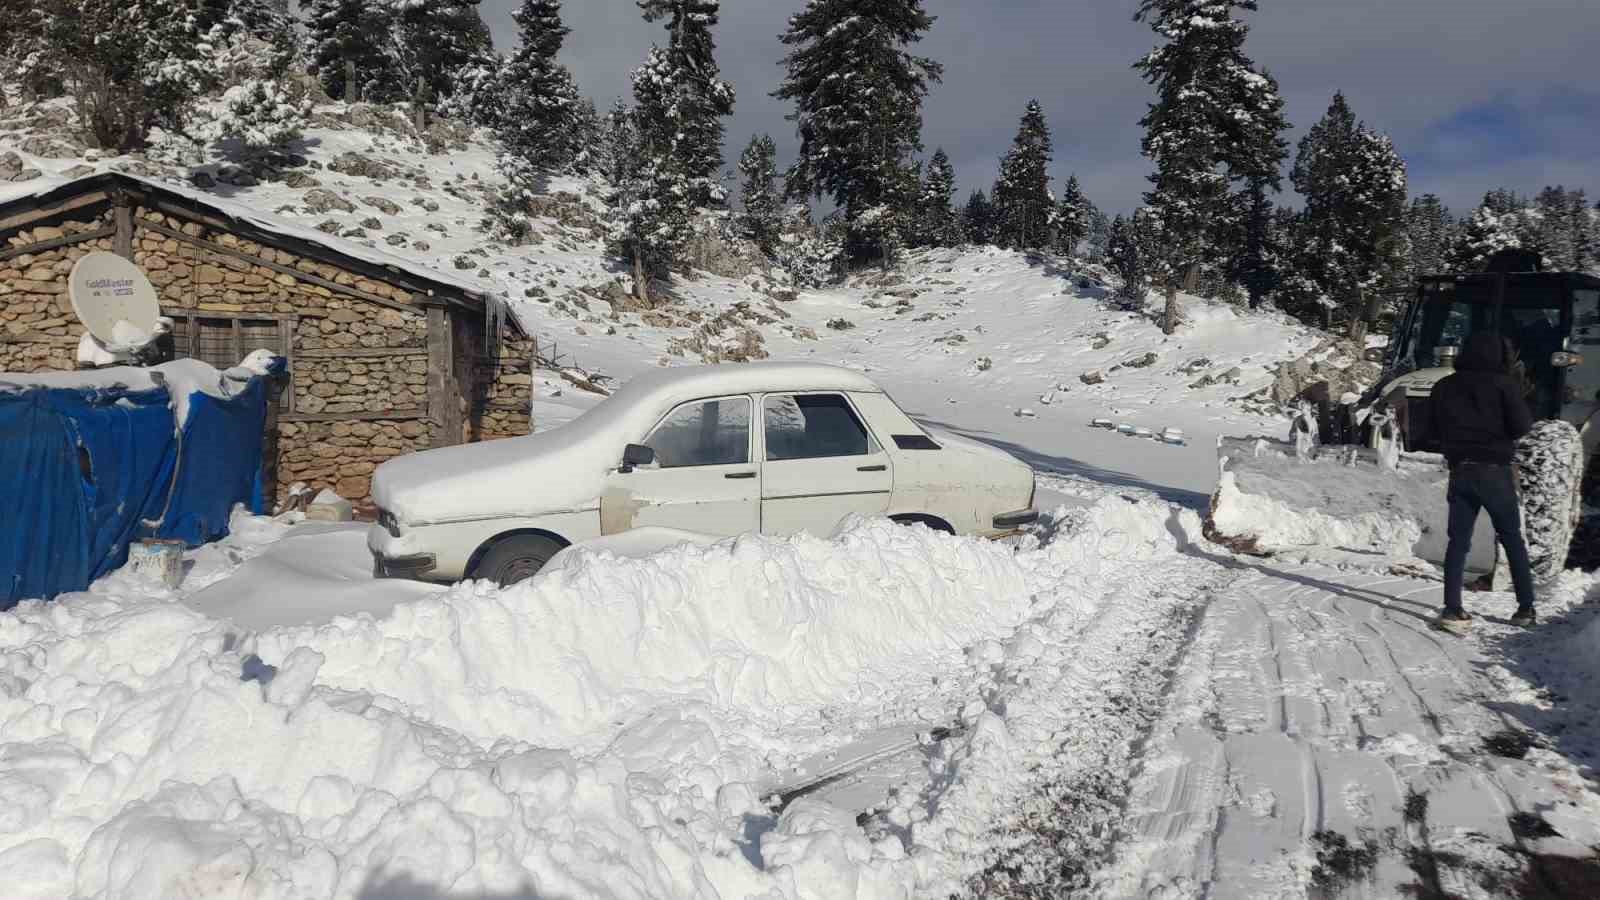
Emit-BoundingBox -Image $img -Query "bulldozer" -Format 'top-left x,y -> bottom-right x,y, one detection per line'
1210,249 -> 1600,580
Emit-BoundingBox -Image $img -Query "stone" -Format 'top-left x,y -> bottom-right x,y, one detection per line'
411,240 -> 430,252
284,172 -> 321,190
195,265 -> 226,285
1125,352 -> 1159,369
1079,370 -> 1105,385
360,217 -> 383,230
60,164 -> 94,179
303,189 -> 355,214
10,168 -> 42,183
328,152 -> 395,180
0,151 -> 21,179
452,255 -> 474,270
386,234 -> 408,247
363,196 -> 402,216
17,135 -> 78,159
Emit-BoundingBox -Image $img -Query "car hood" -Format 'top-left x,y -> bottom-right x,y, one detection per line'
372,398 -> 656,525
924,426 -> 1034,477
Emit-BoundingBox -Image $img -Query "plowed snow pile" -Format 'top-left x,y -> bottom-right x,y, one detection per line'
0,498 -> 1201,899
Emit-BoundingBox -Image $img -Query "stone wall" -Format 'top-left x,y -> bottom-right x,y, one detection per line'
2,197 -> 531,509
0,215 -> 114,371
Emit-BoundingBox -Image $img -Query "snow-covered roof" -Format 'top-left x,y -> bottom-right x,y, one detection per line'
0,171 -> 495,305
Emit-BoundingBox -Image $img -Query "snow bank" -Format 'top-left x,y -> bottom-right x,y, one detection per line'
0,497 -> 1196,898
0,355 -> 278,425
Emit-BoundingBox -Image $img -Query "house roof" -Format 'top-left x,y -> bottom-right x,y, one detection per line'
0,172 -> 518,330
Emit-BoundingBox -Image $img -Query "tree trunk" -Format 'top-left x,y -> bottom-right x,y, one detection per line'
345,59 -> 359,103
632,248 -> 649,305
1162,282 -> 1179,335
1348,315 -> 1368,344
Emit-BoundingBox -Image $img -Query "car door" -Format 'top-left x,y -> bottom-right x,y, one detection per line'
601,395 -> 760,536
760,392 -> 892,536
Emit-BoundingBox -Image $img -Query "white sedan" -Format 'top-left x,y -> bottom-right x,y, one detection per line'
369,362 -> 1038,584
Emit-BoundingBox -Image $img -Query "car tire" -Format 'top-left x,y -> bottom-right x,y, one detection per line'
472,534 -> 565,587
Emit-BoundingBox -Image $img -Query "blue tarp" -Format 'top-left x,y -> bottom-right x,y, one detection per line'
1,369 -> 276,608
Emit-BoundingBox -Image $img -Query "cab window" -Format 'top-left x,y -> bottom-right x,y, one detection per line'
643,397 -> 750,467
764,394 -> 874,460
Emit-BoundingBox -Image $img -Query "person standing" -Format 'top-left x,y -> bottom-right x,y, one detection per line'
1430,332 -> 1538,630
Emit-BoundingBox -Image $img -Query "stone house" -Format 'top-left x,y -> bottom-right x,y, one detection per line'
0,173 -> 533,504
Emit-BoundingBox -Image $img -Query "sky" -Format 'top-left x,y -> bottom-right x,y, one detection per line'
479,0 -> 1599,217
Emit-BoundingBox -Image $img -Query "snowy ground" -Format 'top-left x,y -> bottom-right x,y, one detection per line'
6,103 -> 1600,898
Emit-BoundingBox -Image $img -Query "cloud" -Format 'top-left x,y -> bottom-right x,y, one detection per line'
479,0 -> 1598,216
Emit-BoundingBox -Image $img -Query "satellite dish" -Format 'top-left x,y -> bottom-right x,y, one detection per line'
69,251 -> 161,347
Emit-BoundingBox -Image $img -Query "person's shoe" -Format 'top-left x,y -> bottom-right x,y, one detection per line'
1510,608 -> 1537,627
1437,608 -> 1473,633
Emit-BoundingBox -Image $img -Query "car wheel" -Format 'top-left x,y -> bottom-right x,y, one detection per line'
472,534 -> 565,587
1511,420 -> 1585,581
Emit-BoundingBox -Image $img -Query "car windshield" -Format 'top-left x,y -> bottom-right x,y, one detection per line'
1401,278 -> 1569,416
1402,281 -> 1498,370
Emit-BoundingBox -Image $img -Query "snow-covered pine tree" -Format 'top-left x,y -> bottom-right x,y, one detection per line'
1107,213 -> 1151,308
1290,92 -> 1408,335
602,97 -> 634,186
992,100 -> 1055,250
1405,194 -> 1454,279
914,149 -> 961,248
1572,190 -> 1594,272
1231,178 -> 1280,308
198,0 -> 296,77
1134,0 -> 1286,332
41,0 -> 216,151
309,0 -> 396,102
738,134 -> 783,256
776,0 -> 943,265
1222,69 -> 1289,305
609,53 -> 699,303
390,0 -> 495,107
1533,186 -> 1576,270
1082,208 -> 1112,262
637,0 -> 736,207
1054,175 -> 1092,257
1448,192 -> 1529,271
495,0 -> 582,171
962,190 -> 996,246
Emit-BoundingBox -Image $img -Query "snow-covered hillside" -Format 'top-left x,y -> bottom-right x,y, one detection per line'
0,99 -> 1323,502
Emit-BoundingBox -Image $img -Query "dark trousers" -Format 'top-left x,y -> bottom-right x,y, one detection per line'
1443,462 -> 1536,613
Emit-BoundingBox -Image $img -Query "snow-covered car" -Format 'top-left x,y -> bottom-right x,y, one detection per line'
368,362 -> 1038,584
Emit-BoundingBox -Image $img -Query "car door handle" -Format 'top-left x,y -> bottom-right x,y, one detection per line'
724,471 -> 757,479
857,464 -> 887,472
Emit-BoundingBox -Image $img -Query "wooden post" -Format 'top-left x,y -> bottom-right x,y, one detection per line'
112,193 -> 134,260
427,304 -> 462,448
345,59 -> 359,103
414,77 -> 427,134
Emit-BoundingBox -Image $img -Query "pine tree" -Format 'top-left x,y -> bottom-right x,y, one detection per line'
637,0 -> 736,207
309,0 -> 396,101
738,134 -> 783,255
1449,192 -> 1527,272
1406,194 -> 1454,279
962,190 -> 996,246
1134,0 -> 1287,332
915,148 -> 961,248
603,98 -> 634,187
1290,92 -> 1408,335
608,52 -> 701,302
1082,208 -> 1112,262
1107,213 -> 1150,308
1532,186 -> 1575,270
1232,178 -> 1279,307
1572,190 -> 1594,272
776,0 -> 943,265
199,0 -> 296,78
37,0 -> 216,151
495,0 -> 582,171
991,100 -> 1055,250
1054,175 -> 1092,257
390,0 -> 495,106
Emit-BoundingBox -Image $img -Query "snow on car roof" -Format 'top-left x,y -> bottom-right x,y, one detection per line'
607,361 -> 882,408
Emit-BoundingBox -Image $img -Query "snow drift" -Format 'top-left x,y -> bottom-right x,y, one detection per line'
0,497 -> 1197,899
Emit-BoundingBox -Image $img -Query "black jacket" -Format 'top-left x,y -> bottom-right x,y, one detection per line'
1429,333 -> 1533,465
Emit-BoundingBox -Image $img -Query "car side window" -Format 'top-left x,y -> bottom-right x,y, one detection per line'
765,393 -> 874,461
642,397 -> 750,468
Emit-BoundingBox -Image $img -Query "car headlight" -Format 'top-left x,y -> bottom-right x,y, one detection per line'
377,509 -> 401,538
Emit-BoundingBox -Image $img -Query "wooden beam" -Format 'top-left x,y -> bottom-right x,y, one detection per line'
112,194 -> 134,260
280,409 -> 426,423
427,305 -> 462,448
0,224 -> 116,262
0,333 -> 79,345
0,191 -> 109,233
139,220 -> 421,316
295,346 -> 427,358
162,308 -> 306,322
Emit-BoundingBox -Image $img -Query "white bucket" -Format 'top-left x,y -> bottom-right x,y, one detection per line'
128,539 -> 185,588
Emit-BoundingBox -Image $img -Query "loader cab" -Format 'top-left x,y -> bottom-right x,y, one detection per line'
1387,266 -> 1600,451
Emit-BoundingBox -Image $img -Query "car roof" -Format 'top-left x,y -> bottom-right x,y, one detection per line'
610,362 -> 882,410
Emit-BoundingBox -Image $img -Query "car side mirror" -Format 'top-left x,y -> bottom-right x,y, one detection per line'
1552,351 -> 1584,369
619,443 -> 655,473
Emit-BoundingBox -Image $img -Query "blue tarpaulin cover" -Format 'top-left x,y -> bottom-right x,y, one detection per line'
1,367 -> 276,608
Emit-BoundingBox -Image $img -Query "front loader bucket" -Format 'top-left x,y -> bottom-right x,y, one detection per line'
1207,437 -> 1496,574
